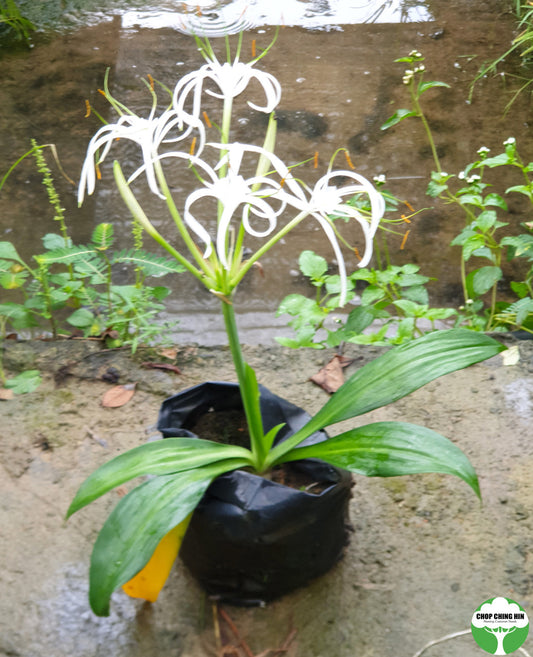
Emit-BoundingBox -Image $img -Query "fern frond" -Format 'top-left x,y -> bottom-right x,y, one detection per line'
112,249 -> 185,277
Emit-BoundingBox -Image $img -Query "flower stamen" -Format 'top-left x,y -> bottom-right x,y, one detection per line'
202,111 -> 212,128
84,100 -> 91,118
344,151 -> 355,170
313,151 -> 319,169
400,229 -> 411,250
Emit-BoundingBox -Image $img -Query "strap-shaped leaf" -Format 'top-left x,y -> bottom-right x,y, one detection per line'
266,329 -> 505,464
67,438 -> 253,518
89,463 -> 239,616
280,421 -> 480,498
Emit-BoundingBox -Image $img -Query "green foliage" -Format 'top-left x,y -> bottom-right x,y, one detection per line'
0,145 -> 184,352
276,251 -> 456,347
278,52 -> 533,348
377,55 -> 533,336
469,3 -> 533,109
0,0 -> 35,43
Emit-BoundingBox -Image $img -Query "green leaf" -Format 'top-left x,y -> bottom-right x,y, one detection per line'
66,308 -> 95,329
67,438 -> 253,518
426,180 -> 448,197
344,305 -> 377,334
361,285 -> 386,305
510,281 -> 530,299
506,184 -> 533,198
92,223 -> 114,250
483,193 -> 508,210
392,299 -> 423,316
151,285 -> 171,301
4,370 -> 42,394
0,268 -> 28,289
112,250 -> 185,277
42,233 -> 71,250
456,193 -> 483,207
501,234 -> 533,258
380,109 -> 418,130
0,302 -> 38,330
472,266 -> 502,295
474,210 -> 498,232
266,329 -> 506,464
418,80 -> 451,93
482,153 -> 512,167
0,242 -> 25,264
402,284 -> 429,305
281,421 -> 479,497
461,235 -> 487,260
299,250 -> 328,281
88,465 -> 235,616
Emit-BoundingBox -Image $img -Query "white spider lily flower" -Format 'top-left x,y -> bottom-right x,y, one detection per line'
173,53 -> 281,121
78,107 -> 205,205
182,143 -> 292,268
182,142 -> 383,305
283,170 -> 385,304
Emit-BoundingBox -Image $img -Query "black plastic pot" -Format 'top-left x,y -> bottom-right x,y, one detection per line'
157,381 -> 353,605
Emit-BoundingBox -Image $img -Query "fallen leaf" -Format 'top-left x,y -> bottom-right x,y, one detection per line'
141,362 -> 182,375
102,383 -> 136,408
0,388 -> 14,401
310,355 -> 355,394
157,347 -> 178,360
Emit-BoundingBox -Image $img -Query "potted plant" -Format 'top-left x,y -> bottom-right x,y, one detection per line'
67,33 -> 505,616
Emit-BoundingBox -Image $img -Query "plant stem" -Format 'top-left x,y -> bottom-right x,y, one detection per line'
220,298 -> 265,471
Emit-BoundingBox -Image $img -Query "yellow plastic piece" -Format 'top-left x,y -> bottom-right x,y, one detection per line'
122,515 -> 191,602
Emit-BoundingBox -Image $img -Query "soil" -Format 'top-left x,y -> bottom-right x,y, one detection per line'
187,406 -> 332,492
189,408 -> 251,448
1,335 -> 533,657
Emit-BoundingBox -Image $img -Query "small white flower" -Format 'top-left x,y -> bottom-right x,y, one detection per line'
409,50 -> 422,58
373,174 -> 386,184
466,174 -> 481,184
458,171 -> 466,180
477,146 -> 490,155
503,137 -> 516,146
414,64 -> 425,73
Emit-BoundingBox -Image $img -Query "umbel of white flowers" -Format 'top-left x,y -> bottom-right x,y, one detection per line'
78,36 -> 385,305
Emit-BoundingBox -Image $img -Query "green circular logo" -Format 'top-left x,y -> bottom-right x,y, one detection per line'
471,597 -> 529,655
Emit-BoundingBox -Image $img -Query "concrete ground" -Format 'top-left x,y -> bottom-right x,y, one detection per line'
1,336 -> 532,657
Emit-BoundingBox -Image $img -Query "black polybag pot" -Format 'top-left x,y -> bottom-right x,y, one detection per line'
157,381 -> 353,605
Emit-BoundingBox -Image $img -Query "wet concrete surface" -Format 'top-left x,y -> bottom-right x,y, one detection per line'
1,335 -> 532,656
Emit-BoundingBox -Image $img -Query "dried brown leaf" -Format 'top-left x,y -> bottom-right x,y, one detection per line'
157,347 -> 178,360
310,355 -> 353,394
0,388 -> 14,401
101,383 -> 136,408
141,362 -> 182,375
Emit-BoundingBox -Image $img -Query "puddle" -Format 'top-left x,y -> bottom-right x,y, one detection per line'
0,1 -> 529,344
120,0 -> 433,35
